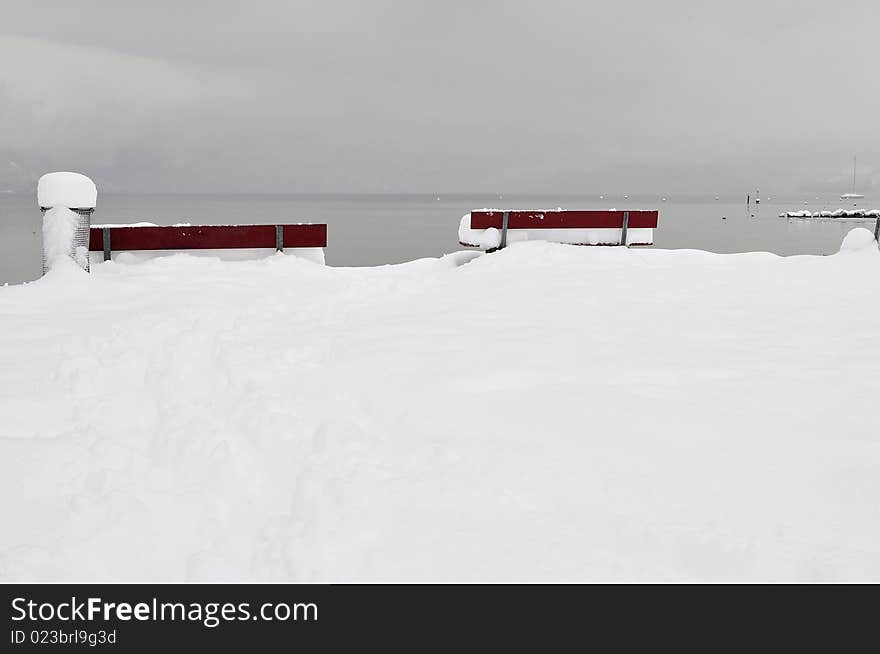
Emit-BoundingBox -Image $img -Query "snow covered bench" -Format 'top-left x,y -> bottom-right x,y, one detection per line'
88,223 -> 327,266
459,210 -> 659,250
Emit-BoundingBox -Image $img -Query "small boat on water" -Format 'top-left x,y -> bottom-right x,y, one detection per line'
841,156 -> 865,200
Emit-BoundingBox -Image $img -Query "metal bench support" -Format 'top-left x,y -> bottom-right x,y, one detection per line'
499,211 -> 509,250
275,225 -> 284,252
621,211 -> 629,246
102,227 -> 111,261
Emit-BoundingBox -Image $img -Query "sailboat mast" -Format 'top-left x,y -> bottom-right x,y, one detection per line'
853,155 -> 857,194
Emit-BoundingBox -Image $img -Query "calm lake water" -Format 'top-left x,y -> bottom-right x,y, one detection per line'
0,192 -> 874,285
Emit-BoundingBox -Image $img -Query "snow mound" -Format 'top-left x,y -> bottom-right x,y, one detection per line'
37,172 -> 97,209
839,227 -> 878,253
459,214 -> 500,248
2,245 -> 880,582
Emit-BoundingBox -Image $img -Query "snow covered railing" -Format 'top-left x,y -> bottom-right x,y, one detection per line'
88,224 -> 327,266
459,210 -> 658,250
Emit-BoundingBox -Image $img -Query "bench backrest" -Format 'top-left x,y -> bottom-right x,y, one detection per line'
470,210 -> 658,230
88,224 -> 327,254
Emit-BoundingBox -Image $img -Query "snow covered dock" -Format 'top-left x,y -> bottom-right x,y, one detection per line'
1,230 -> 880,581
782,209 -> 880,219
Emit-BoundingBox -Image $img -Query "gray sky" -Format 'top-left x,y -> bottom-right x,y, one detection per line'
1,0 -> 878,194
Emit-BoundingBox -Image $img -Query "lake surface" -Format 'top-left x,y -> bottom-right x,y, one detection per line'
1,192 -> 874,284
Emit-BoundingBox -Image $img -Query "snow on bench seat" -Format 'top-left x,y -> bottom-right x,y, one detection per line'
88,223 -> 327,265
459,209 -> 658,249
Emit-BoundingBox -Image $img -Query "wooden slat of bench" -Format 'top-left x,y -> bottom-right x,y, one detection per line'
88,224 -> 327,251
281,224 -> 327,248
470,210 -> 658,230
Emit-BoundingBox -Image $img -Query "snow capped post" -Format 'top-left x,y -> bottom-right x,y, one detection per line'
37,172 -> 97,274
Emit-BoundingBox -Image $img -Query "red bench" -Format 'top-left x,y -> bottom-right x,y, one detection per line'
463,210 -> 659,249
89,224 -> 327,261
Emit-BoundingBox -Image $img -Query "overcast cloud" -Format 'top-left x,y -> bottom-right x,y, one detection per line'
1,1 -> 878,193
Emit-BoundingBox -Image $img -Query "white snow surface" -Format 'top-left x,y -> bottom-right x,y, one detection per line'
2,233 -> 880,582
37,172 -> 97,209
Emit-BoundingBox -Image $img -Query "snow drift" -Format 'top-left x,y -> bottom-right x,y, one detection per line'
1,231 -> 879,582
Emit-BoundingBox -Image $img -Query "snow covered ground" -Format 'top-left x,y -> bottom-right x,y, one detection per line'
1,230 -> 879,582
